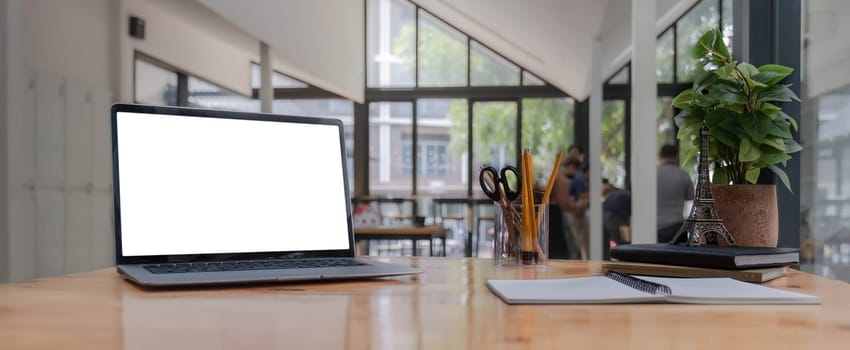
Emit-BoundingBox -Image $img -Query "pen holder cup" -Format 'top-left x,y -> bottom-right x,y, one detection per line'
494,203 -> 548,268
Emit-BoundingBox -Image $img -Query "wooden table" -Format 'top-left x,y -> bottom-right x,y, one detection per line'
1,258 -> 849,349
354,224 -> 446,256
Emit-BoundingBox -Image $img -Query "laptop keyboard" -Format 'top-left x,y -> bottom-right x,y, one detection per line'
142,258 -> 368,274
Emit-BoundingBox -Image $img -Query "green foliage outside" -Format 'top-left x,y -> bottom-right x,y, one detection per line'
394,22 -> 574,182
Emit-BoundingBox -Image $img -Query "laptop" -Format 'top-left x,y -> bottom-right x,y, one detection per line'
111,104 -> 423,287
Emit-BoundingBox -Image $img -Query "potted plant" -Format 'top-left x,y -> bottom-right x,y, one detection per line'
673,28 -> 802,247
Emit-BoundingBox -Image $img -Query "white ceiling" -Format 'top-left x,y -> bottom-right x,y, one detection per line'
196,0 -> 690,102
200,0 -> 365,102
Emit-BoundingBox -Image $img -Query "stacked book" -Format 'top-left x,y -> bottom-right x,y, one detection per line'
605,244 -> 800,283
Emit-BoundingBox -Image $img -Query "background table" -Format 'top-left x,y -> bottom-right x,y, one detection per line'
1,258 -> 849,349
354,224 -> 446,256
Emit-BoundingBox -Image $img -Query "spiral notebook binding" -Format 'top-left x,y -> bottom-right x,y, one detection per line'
605,271 -> 672,296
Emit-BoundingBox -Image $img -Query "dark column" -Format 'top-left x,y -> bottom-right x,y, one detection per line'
574,99 -> 589,157
353,102 -> 369,197
743,0 -> 802,248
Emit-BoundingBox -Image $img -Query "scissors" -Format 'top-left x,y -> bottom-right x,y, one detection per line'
478,165 -> 521,203
479,165 -> 523,250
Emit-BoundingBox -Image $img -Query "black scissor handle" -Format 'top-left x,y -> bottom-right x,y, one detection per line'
478,166 -> 501,201
499,166 -> 521,202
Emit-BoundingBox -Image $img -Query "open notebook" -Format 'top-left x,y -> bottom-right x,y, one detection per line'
486,271 -> 820,305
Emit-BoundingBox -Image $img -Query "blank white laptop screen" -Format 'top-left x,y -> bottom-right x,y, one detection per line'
115,112 -> 351,257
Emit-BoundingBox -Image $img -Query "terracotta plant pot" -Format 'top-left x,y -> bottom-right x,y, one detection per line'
711,184 -> 778,247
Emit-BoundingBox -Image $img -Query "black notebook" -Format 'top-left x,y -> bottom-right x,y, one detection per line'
609,244 -> 799,270
486,271 -> 819,305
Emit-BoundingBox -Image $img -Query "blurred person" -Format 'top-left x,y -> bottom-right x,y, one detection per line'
549,158 -> 586,259
657,144 -> 694,243
603,188 -> 631,260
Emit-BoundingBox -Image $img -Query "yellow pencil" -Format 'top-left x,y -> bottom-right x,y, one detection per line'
537,149 -> 564,228
520,150 -> 531,253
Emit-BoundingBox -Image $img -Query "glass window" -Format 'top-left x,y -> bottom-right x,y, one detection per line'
418,10 -> 468,87
367,0 -> 416,88
607,65 -> 629,85
187,76 -> 259,112
522,98 -> 574,177
472,101 -> 517,190
134,58 -> 178,106
657,29 -> 674,83
522,71 -> 546,86
416,99 -> 468,197
470,40 -> 520,86
602,100 -> 626,188
369,102 -> 414,196
250,63 -> 308,88
803,86 -> 850,281
722,0 -> 734,53
676,0 -> 720,82
657,97 -> 675,152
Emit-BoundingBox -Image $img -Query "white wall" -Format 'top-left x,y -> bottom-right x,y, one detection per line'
119,0 -> 261,100
1,0 -> 273,282
1,0 -> 116,281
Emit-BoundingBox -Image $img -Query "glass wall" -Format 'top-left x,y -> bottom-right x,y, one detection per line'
602,100 -> 626,188
801,1 -> 850,282
369,102 -> 414,196
187,76 -> 258,112
134,58 -> 177,106
603,0 -> 732,189
522,98 -> 575,177
366,0 -> 415,88
365,0 -> 573,201
416,99 -> 468,197
676,0 -> 720,82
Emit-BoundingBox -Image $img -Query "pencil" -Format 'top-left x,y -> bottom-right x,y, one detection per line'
520,150 -> 531,253
537,149 -> 564,228
524,151 -> 536,242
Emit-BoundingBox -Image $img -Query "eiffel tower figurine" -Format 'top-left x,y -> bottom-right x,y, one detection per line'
670,124 -> 736,246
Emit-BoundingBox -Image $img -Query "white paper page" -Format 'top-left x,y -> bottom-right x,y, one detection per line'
487,277 -> 665,304
636,276 -> 820,305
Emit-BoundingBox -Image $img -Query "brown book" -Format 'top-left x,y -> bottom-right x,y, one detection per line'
601,261 -> 788,283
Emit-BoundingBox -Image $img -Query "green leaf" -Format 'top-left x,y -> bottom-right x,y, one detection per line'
691,29 -> 729,64
739,139 -> 761,162
766,118 -> 791,138
757,149 -> 792,167
712,166 -> 729,185
745,167 -> 761,184
677,119 -> 702,142
762,137 -> 786,152
715,61 -> 738,79
761,103 -> 781,119
718,117 -> 750,141
767,165 -> 792,192
754,64 -> 793,86
711,126 -> 740,149
672,89 -> 694,109
784,138 -> 803,153
693,70 -> 718,95
740,112 -> 772,143
681,142 -> 699,166
758,84 -> 799,103
710,80 -> 747,105
780,111 -> 798,131
737,62 -> 759,78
